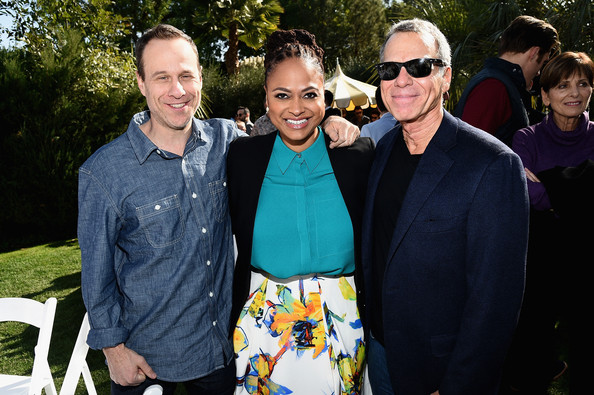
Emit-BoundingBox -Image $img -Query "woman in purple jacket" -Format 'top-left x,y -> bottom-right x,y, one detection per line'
508,51 -> 594,394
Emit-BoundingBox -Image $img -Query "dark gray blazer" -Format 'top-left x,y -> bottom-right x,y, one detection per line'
362,111 -> 529,394
227,131 -> 374,334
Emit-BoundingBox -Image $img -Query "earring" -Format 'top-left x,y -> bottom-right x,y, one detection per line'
266,107 -> 269,113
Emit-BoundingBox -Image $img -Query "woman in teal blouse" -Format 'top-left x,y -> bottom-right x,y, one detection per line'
227,29 -> 374,394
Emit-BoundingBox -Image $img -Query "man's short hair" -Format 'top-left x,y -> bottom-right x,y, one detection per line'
324,90 -> 334,107
135,24 -> 199,80
498,15 -> 559,60
380,18 -> 451,67
375,86 -> 387,113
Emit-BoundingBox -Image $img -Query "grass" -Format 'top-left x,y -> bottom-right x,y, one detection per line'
0,239 -> 111,394
1,240 -> 569,394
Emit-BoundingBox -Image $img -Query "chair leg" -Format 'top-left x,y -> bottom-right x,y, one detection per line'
81,363 -> 97,395
44,381 -> 58,395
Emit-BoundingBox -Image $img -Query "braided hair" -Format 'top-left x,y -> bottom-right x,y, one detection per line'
264,29 -> 324,83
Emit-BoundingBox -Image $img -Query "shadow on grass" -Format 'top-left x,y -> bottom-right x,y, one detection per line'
2,273 -> 110,394
21,273 -> 81,300
0,237 -> 79,254
46,239 -> 80,249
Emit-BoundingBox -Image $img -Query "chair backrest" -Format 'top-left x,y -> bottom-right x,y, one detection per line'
0,297 -> 58,395
59,313 -> 96,395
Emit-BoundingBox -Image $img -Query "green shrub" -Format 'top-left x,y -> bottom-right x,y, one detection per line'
0,30 -> 144,251
202,57 -> 266,121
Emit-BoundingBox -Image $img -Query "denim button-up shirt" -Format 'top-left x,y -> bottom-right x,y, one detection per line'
77,111 -> 242,381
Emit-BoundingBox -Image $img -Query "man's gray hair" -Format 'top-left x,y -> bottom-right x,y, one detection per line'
380,19 -> 451,67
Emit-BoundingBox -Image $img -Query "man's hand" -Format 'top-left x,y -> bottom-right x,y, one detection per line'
322,115 -> 360,148
103,343 -> 157,386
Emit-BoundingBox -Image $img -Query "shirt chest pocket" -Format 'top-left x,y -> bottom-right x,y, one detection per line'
136,195 -> 185,248
208,179 -> 228,223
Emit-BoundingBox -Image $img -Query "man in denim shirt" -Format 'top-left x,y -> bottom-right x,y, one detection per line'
78,24 -> 358,395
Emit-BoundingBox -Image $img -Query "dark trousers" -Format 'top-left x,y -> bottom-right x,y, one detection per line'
501,210 -> 568,393
110,362 -> 235,395
367,333 -> 395,395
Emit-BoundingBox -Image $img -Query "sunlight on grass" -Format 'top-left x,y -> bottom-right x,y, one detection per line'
0,240 -> 111,394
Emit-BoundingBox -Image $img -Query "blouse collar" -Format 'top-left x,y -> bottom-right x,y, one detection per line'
272,127 -> 325,174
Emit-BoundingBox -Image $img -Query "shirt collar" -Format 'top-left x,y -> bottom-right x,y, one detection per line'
127,111 -> 202,164
485,57 -> 526,91
272,127 -> 325,174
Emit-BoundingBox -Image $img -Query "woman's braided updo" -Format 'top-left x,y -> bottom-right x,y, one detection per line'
264,29 -> 324,83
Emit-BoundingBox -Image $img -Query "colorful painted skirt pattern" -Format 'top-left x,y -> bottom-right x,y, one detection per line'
234,271 -> 365,394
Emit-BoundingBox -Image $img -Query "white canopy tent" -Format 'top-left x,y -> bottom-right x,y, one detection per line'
324,60 -> 377,110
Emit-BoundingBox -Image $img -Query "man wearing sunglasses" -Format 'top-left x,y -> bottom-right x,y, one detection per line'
454,16 -> 559,147
362,18 -> 529,395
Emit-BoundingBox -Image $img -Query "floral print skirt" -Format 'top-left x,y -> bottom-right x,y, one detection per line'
234,271 -> 365,394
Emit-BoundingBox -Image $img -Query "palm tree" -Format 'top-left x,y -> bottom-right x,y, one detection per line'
193,0 -> 284,75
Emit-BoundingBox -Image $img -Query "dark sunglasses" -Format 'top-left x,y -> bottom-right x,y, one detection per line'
375,58 -> 447,80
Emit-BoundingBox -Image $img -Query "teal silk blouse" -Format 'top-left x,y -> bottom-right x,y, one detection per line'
250,128 -> 355,278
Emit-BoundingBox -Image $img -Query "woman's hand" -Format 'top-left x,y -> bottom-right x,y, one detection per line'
525,167 -> 541,183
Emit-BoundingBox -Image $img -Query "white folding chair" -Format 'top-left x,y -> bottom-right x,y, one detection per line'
0,297 -> 58,395
143,384 -> 163,394
60,312 -> 163,395
59,313 -> 96,395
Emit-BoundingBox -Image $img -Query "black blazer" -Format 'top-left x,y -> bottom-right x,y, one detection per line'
362,112 -> 529,394
227,131 -> 374,334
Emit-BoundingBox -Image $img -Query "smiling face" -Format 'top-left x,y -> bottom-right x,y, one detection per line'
543,73 -> 593,131
380,32 -> 451,128
136,37 -> 202,136
265,57 -> 325,152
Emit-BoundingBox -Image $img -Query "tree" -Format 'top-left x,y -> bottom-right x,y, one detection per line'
107,0 -> 172,48
188,0 -> 284,75
1,0 -> 131,53
0,0 -> 144,248
280,0 -> 389,74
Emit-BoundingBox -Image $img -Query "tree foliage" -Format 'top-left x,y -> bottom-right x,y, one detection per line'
179,0 -> 284,75
107,0 -> 172,48
0,1 -> 144,248
280,0 -> 389,74
202,57 -> 267,120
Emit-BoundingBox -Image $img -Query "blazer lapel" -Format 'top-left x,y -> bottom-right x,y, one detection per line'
384,112 -> 458,266
362,126 -> 400,262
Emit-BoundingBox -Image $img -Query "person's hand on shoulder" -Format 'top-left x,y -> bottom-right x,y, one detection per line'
322,115 -> 360,148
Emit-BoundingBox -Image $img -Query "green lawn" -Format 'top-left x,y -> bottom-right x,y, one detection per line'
0,240 -> 569,394
0,239 -> 111,394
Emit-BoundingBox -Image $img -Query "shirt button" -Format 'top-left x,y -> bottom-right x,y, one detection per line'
209,291 -> 214,297
206,260 -> 211,266
154,205 -> 161,210
156,149 -> 161,155
212,321 -> 217,326
202,227 -> 207,233
223,182 -> 227,187
192,192 -> 197,199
